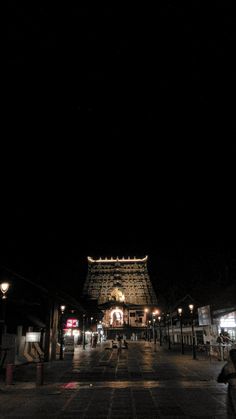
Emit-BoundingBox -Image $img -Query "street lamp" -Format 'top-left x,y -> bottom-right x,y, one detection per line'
145,308 -> 149,341
152,313 -> 157,345
189,304 -> 197,360
148,320 -> 151,341
158,316 -> 162,346
178,308 -> 184,354
59,305 -> 66,360
0,283 -> 10,299
0,282 -> 10,354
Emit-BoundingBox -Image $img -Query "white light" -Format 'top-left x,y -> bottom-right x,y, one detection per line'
60,305 -> 66,313
0,282 -> 10,297
26,332 -> 41,343
178,308 -> 183,315
189,304 -> 194,312
220,319 -> 236,328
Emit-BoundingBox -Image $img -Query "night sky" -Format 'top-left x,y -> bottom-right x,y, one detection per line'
4,4 -> 236,305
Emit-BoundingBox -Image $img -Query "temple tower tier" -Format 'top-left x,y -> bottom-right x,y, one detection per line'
83,256 -> 158,306
83,256 -> 158,335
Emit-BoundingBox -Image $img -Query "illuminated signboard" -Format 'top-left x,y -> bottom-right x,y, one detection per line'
26,332 -> 41,343
66,318 -> 79,328
198,305 -> 212,326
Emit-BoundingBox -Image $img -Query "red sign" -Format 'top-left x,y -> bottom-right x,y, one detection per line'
66,318 -> 79,328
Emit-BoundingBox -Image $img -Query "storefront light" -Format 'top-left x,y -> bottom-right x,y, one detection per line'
220,319 -> 236,328
220,313 -> 236,328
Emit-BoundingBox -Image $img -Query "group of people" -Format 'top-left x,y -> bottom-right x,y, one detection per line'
111,334 -> 128,353
217,332 -> 233,344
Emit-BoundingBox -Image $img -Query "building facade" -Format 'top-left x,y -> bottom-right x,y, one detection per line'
83,256 -> 158,335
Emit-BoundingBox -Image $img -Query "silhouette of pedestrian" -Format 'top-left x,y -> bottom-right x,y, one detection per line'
217,348 -> 236,417
117,334 -> 122,355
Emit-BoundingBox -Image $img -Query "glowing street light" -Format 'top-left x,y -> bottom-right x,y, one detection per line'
60,305 -> 66,314
178,307 -> 184,355
189,304 -> 196,360
145,308 -> 149,340
0,283 -> 10,299
0,282 -> 10,354
158,315 -> 162,346
152,312 -> 157,345
59,305 -> 66,360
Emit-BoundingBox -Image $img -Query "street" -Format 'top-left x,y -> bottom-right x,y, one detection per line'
0,341 -> 232,418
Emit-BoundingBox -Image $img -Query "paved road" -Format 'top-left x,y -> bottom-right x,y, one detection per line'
0,341 -> 233,418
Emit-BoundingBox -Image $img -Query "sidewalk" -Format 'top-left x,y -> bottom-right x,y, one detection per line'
0,341 -> 231,418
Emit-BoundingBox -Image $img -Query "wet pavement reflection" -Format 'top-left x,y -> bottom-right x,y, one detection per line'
0,341 -> 232,418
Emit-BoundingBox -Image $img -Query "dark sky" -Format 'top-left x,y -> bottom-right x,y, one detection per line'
4,4 -> 236,303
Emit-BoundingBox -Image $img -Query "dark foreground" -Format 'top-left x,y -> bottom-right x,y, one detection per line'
0,341 -> 233,418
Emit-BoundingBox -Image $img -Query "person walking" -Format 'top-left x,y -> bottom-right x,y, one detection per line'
217,348 -> 236,417
117,334 -> 122,355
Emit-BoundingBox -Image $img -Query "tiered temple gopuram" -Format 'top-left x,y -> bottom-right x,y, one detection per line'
83,256 -> 158,338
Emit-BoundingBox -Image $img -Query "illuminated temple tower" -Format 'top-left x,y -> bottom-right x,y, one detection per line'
83,256 -> 158,336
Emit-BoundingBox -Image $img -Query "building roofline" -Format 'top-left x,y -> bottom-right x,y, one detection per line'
87,256 -> 148,263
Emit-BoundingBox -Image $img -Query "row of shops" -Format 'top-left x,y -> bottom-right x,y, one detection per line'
61,304 -> 236,350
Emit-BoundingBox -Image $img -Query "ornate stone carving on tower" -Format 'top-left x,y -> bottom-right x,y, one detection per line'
83,256 -> 158,334
83,256 -> 157,306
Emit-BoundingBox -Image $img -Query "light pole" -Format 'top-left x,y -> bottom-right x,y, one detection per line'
178,308 -> 184,355
158,316 -> 162,346
152,310 -> 159,346
189,304 -> 197,360
82,313 -> 86,350
152,316 -> 156,345
145,308 -> 149,341
59,305 -> 66,360
0,282 -> 10,354
148,320 -> 151,341
166,313 -> 171,350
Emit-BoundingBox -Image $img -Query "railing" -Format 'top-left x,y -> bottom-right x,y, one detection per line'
196,343 -> 233,361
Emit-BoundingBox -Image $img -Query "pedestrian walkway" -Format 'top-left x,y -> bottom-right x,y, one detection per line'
0,341 -> 233,418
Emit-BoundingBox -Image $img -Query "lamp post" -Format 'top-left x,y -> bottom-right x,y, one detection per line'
59,305 -> 66,360
158,316 -> 162,346
166,313 -> 171,350
152,310 -> 159,346
82,313 -> 86,350
152,316 -> 156,345
189,304 -> 197,360
145,308 -> 149,341
148,320 -> 151,341
178,308 -> 184,354
0,282 -> 10,354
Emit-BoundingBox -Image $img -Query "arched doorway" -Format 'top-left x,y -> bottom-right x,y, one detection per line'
110,308 -> 123,327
